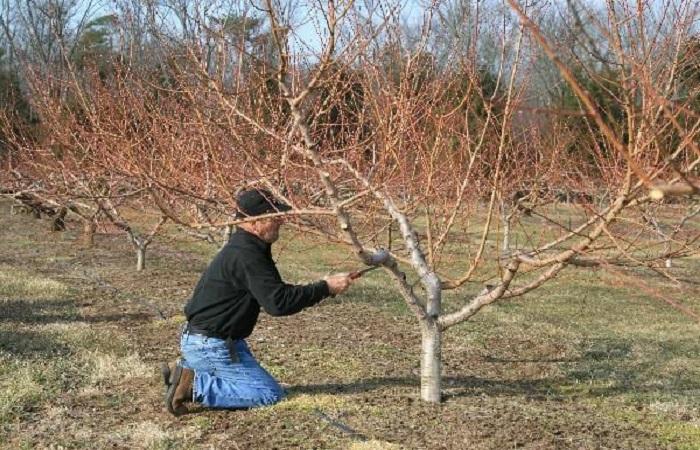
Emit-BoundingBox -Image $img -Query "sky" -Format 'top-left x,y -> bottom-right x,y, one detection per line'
75,0 -> 697,57
289,0 -> 426,55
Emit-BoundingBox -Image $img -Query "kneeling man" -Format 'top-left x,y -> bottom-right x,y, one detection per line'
163,188 -> 352,415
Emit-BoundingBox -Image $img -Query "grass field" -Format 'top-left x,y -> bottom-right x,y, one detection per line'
1,201 -> 699,449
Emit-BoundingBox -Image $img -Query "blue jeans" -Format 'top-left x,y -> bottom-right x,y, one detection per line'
180,328 -> 285,409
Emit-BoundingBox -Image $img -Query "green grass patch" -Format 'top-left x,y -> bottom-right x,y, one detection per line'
0,266 -> 68,300
0,354 -> 87,424
0,359 -> 46,423
593,401 -> 700,450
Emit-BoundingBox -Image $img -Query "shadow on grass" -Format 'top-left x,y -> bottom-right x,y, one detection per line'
288,336 -> 700,402
287,376 -> 568,399
483,338 -> 632,364
0,329 -> 72,358
288,371 -> 700,401
0,298 -> 154,324
0,298 -> 79,323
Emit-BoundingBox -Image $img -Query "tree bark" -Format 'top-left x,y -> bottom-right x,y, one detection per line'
501,205 -> 511,255
136,246 -> 146,271
81,220 -> 96,247
421,273 -> 443,403
51,206 -> 67,231
420,320 -> 442,403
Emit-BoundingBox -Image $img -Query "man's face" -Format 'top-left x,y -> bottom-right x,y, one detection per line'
255,217 -> 284,243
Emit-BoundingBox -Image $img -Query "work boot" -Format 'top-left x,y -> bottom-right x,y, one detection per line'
161,363 -> 171,389
164,362 -> 194,416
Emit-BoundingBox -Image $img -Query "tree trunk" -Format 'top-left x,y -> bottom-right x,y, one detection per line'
81,220 -> 96,247
420,320 -> 442,403
500,201 -> 512,255
502,216 -> 511,254
136,246 -> 146,271
51,207 -> 67,231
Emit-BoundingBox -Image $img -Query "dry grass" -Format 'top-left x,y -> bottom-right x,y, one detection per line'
108,421 -> 181,449
0,266 -> 68,299
1,201 -> 700,449
349,440 -> 403,450
88,351 -> 152,386
274,393 -> 353,414
0,361 -> 44,423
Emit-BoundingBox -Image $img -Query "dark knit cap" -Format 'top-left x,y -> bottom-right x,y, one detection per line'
236,189 -> 291,217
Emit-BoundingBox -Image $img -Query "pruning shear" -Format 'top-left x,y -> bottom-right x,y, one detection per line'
349,265 -> 382,280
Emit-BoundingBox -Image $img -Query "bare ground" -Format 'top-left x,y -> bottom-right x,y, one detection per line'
1,205 -> 700,449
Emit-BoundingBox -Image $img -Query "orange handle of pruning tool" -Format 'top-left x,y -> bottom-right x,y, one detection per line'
349,266 -> 380,280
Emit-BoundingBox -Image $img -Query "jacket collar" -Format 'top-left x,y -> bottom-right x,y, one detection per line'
232,227 -> 271,252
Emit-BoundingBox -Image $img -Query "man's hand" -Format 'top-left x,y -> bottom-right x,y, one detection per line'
324,273 -> 353,295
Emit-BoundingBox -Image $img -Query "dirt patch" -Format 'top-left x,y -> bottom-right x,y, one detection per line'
1,206 -> 698,449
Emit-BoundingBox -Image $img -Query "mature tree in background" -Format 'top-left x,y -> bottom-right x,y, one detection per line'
72,13 -> 119,76
0,49 -> 31,162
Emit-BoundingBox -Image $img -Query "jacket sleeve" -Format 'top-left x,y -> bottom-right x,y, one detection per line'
237,250 -> 330,316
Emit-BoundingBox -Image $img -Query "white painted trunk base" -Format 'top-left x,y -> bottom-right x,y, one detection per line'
420,323 -> 442,403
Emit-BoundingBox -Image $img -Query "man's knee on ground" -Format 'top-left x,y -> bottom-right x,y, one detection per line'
255,387 -> 285,407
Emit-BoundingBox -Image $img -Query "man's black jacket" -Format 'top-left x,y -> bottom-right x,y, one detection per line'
184,228 -> 330,340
